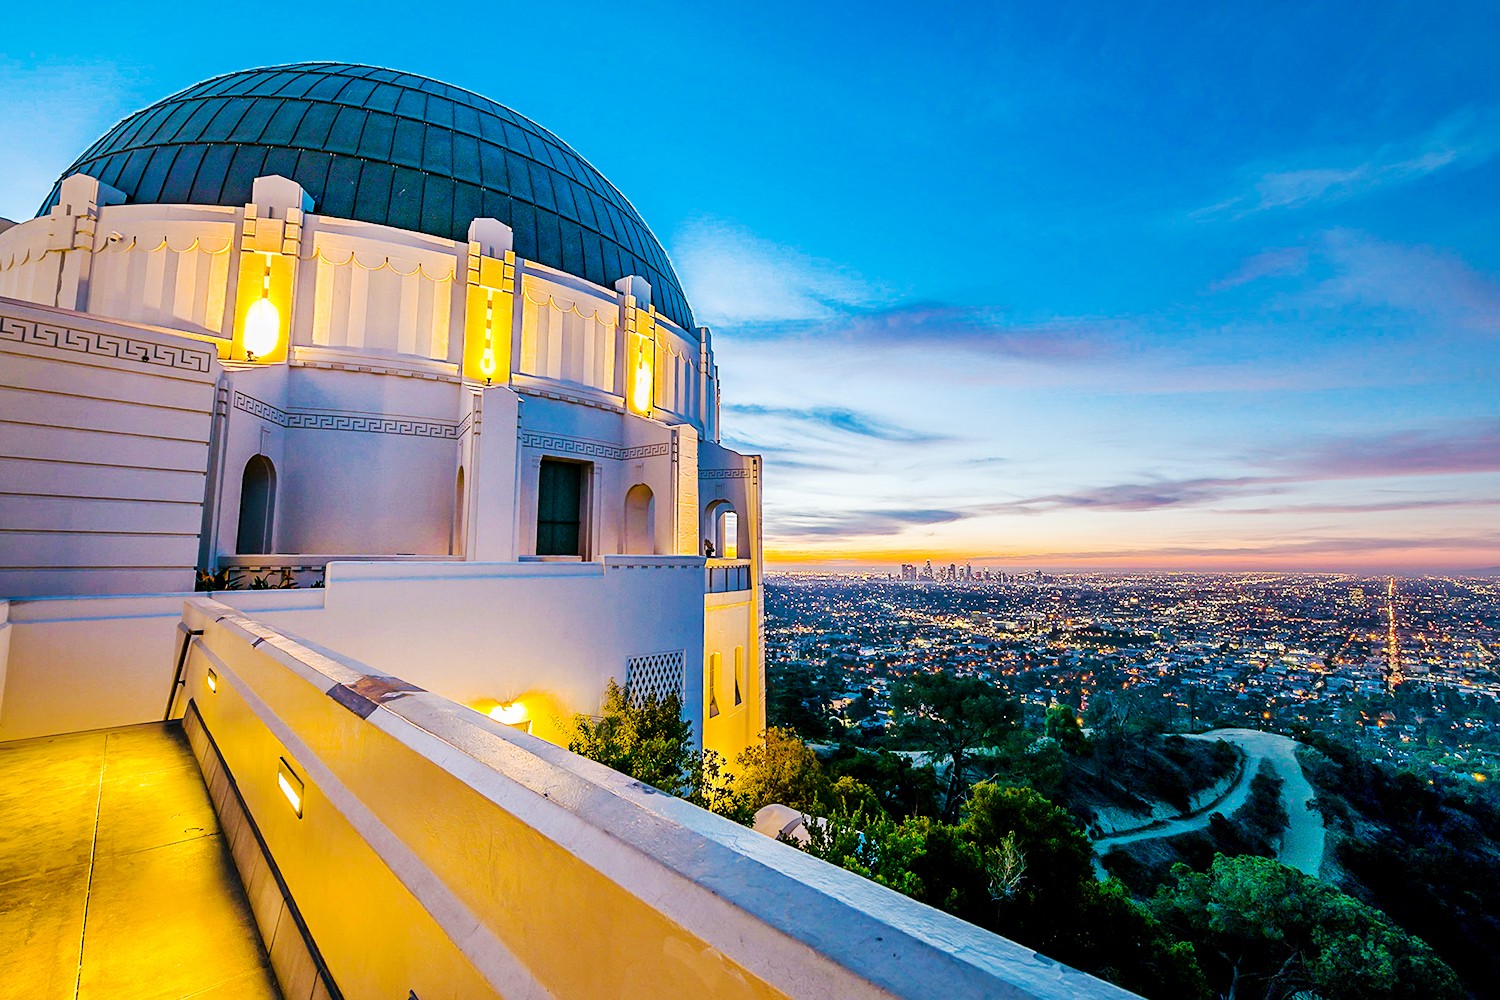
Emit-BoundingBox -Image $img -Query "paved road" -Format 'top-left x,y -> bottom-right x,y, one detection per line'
1093,728 -> 1324,877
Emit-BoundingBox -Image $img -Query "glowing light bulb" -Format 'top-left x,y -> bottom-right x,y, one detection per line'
489,701 -> 527,726
479,346 -> 497,378
631,356 -> 652,413
243,297 -> 280,359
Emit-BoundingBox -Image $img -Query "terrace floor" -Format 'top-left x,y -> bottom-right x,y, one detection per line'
0,722 -> 280,1000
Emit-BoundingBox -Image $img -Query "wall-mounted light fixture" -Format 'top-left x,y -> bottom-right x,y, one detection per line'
242,254 -> 280,360
489,701 -> 527,727
277,757 -> 304,818
205,668 -> 218,693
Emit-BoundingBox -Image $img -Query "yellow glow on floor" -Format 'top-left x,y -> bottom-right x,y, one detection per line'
0,723 -> 280,1000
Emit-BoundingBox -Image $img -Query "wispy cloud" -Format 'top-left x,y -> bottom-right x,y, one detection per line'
1195,108 -> 1500,219
984,476 -> 1271,515
1227,497 -> 1500,516
1271,419 -> 1500,479
1309,230 -> 1500,334
980,420 -> 1500,517
770,508 -> 967,538
1208,247 -> 1310,292
724,404 -> 951,444
672,217 -> 881,325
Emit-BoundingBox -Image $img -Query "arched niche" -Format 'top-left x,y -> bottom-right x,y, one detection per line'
236,455 -> 277,554
623,483 -> 655,554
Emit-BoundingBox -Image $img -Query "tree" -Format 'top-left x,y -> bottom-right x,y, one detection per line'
892,672 -> 1017,819
1152,855 -> 1463,1000
569,680 -> 696,795
1044,703 -> 1088,755
734,726 -> 828,812
963,784 -> 1210,999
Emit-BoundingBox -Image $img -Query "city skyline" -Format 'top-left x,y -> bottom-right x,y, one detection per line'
4,2 -> 1498,572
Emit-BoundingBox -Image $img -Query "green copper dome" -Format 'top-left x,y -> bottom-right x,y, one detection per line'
41,62 -> 694,330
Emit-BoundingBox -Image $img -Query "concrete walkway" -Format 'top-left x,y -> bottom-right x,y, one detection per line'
1093,728 -> 1325,877
0,723 -> 280,1000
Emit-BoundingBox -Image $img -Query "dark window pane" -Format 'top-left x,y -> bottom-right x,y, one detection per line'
480,189 -> 513,229
509,201 -> 537,261
324,107 -> 367,155
421,124 -> 452,174
189,143 -> 236,202
289,149 -> 331,208
93,152 -> 132,192
143,101 -> 196,144
421,175 -> 454,237
334,78 -> 376,106
551,176 -> 578,222
504,151 -> 533,201
221,147 -> 270,203
273,72 -> 319,98
387,167 -> 424,232
535,211 -> 562,265
424,96 -> 454,129
174,100 -> 222,141
528,161 -> 556,211
305,74 -> 348,102
452,103 -> 480,137
391,118 -> 425,168
218,73 -> 262,97
247,72 -> 297,96
366,82 -> 401,112
452,182 -> 483,236
260,101 -> 309,145
559,219 -> 584,279
571,189 -> 599,232
134,148 -> 180,203
501,121 -> 529,152
227,98 -> 280,142
601,242 -> 623,282
357,112 -> 395,160
317,154 -> 358,218
353,160 -> 394,220
261,146 -> 301,182
477,110 -> 504,144
452,133 -> 480,182
395,88 -> 426,120
291,102 -> 339,149
478,142 -> 508,189
199,98 -> 253,142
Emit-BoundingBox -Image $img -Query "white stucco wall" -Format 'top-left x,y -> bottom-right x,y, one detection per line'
0,297 -> 221,596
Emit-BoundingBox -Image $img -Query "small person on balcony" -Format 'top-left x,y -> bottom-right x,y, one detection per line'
703,539 -> 716,558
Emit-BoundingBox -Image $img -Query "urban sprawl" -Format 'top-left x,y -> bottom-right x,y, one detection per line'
766,571 -> 1500,781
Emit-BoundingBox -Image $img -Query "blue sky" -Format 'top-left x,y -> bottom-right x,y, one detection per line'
3,1 -> 1498,570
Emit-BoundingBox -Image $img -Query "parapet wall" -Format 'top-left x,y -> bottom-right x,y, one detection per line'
175,597 -> 1135,1000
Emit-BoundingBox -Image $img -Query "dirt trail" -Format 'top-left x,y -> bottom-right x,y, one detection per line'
1093,728 -> 1324,877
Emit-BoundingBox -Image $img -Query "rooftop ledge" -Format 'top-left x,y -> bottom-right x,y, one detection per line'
177,597 -> 1135,999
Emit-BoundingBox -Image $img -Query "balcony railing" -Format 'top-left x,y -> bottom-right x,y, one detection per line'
706,558 -> 752,593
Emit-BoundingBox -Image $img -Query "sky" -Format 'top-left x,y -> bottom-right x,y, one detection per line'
3,1 -> 1498,573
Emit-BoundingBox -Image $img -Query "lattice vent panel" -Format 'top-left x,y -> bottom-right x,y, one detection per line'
624,650 -> 686,708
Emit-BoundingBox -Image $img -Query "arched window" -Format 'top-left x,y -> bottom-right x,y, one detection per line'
236,455 -> 276,554
703,500 -> 738,559
623,484 -> 654,554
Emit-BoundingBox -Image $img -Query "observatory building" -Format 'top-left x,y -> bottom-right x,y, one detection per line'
0,65 -> 1123,1000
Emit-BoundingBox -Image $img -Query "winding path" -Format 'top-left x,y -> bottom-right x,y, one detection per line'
1093,728 -> 1324,876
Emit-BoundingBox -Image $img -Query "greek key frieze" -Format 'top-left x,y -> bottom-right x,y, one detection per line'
519,431 -> 672,461
232,391 -> 459,438
1,313 -> 214,373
